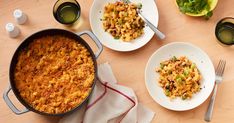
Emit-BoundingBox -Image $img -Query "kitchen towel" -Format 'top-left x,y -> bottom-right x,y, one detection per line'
59,62 -> 155,123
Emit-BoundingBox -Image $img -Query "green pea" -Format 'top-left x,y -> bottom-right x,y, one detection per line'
191,63 -> 196,69
165,89 -> 171,96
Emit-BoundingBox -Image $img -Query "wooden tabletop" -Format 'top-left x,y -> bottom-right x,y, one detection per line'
0,0 -> 234,123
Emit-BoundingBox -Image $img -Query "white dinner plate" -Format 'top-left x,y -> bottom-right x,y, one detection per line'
145,42 -> 215,111
89,0 -> 159,51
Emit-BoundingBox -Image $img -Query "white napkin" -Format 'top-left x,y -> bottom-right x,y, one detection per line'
59,62 -> 155,123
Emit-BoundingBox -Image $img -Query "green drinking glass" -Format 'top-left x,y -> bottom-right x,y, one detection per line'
215,17 -> 234,45
53,0 -> 81,25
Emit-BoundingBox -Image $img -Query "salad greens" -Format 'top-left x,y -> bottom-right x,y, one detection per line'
176,0 -> 213,19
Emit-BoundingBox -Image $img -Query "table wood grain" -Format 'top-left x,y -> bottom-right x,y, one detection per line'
0,0 -> 234,123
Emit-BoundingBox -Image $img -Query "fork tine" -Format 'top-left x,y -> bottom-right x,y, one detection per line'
220,60 -> 226,76
216,60 -> 226,76
219,60 -> 225,76
218,60 -> 223,76
215,60 -> 222,75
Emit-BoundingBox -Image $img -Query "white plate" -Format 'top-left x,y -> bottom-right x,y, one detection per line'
89,0 -> 158,51
145,42 -> 215,111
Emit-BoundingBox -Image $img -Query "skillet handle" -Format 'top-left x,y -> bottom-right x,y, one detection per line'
3,85 -> 29,115
77,31 -> 103,58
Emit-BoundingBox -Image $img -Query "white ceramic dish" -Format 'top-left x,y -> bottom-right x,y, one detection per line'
89,0 -> 159,51
145,42 -> 215,111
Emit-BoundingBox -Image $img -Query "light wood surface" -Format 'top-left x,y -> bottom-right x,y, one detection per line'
0,0 -> 234,123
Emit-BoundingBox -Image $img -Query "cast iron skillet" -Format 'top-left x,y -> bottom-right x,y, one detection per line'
3,29 -> 103,116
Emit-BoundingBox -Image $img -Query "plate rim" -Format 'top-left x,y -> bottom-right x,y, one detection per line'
144,42 -> 215,111
89,0 -> 159,52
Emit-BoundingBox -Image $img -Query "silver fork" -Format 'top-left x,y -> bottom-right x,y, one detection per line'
122,0 -> 165,39
204,60 -> 226,122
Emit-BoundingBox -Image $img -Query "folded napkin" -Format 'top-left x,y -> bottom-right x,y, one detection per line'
59,63 -> 155,123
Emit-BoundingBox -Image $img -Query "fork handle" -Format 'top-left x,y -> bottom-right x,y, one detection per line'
204,83 -> 218,122
137,12 -> 165,40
